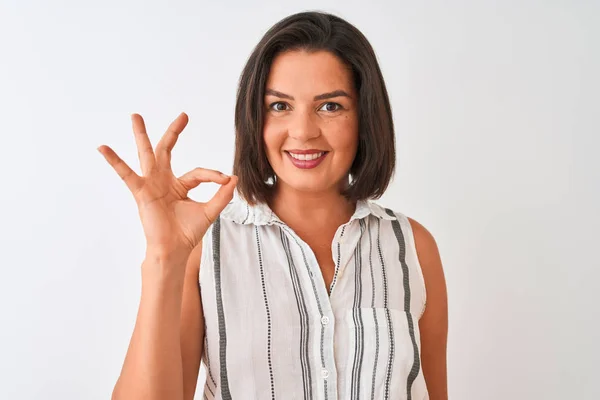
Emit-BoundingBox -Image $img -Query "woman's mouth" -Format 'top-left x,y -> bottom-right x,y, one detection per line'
285,151 -> 328,169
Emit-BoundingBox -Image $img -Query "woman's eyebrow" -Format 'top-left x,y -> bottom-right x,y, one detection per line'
314,90 -> 351,101
265,88 -> 351,101
265,89 -> 294,100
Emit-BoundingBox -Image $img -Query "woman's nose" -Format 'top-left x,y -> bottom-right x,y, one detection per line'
288,111 -> 321,141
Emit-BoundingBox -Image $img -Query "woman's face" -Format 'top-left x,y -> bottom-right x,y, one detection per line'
263,50 -> 359,196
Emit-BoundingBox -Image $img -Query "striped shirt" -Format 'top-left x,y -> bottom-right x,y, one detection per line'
199,195 -> 428,400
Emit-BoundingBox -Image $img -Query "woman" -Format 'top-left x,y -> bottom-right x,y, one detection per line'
100,11 -> 448,400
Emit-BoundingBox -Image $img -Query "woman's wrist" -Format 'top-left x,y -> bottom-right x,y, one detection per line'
141,248 -> 190,285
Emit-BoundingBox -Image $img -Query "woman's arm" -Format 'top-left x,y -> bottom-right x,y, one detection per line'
409,218 -> 449,400
180,244 -> 205,400
111,244 -> 204,400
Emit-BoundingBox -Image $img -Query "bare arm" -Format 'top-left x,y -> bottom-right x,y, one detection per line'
111,244 -> 204,400
180,244 -> 204,400
409,218 -> 449,400
111,252 -> 186,400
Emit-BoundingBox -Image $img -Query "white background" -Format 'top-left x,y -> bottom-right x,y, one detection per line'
0,0 -> 598,399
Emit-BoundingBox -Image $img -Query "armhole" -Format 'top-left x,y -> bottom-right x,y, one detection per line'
396,212 -> 428,320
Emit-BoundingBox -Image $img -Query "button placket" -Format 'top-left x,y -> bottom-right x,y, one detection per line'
277,222 -> 339,398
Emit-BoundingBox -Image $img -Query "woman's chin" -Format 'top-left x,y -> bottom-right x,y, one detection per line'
275,174 -> 343,195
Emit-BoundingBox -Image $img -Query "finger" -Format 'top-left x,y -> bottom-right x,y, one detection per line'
97,145 -> 143,193
131,114 -> 156,175
178,167 -> 231,191
156,112 -> 189,170
204,175 -> 238,223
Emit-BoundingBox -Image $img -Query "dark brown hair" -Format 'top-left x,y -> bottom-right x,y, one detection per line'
233,11 -> 396,205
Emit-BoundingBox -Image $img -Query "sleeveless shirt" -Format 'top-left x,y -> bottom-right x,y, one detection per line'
198,196 -> 429,400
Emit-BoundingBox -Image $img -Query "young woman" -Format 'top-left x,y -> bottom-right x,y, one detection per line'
100,11 -> 448,400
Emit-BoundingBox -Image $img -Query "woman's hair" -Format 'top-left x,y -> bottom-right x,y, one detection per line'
233,11 -> 396,204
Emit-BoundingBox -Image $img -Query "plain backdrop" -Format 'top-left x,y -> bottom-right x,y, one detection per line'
0,0 -> 598,399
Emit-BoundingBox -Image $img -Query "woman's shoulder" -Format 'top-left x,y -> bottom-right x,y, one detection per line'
217,195 -> 274,226
367,200 -> 440,269
363,199 -> 411,224
218,197 -> 249,223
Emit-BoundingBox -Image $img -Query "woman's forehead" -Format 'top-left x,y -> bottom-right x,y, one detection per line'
265,50 -> 355,96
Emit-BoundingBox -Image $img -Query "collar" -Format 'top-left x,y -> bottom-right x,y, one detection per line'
220,192 -> 396,226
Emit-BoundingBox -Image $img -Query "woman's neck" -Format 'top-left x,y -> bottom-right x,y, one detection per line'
267,184 -> 356,230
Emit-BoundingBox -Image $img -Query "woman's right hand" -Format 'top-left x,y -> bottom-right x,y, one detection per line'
98,112 -> 237,263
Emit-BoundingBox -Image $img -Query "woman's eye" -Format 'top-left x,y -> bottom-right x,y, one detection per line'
270,102 -> 289,112
319,102 -> 342,112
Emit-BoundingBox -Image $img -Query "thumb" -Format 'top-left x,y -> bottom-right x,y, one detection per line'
204,175 -> 238,223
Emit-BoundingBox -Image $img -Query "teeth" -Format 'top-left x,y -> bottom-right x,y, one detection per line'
289,152 -> 324,161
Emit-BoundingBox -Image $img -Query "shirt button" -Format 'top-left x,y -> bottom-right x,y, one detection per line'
321,369 -> 329,379
321,316 -> 330,325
